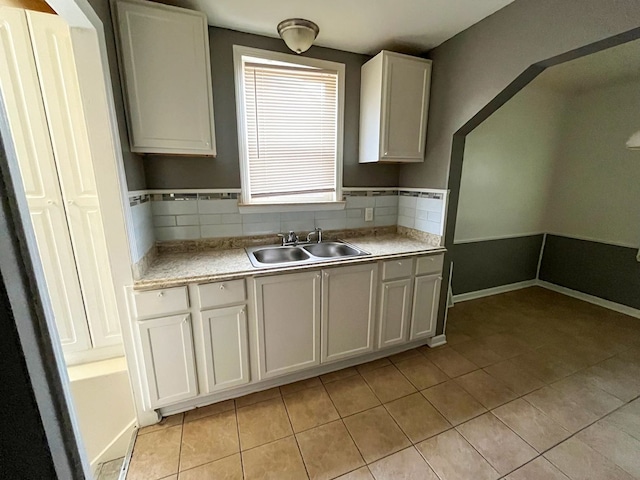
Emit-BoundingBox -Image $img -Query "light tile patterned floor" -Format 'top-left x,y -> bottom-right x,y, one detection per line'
126,287 -> 640,480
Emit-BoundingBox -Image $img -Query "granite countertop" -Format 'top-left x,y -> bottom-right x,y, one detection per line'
134,234 -> 446,290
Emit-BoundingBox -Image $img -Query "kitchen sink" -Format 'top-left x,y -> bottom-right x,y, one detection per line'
246,240 -> 370,268
302,242 -> 361,258
252,246 -> 310,264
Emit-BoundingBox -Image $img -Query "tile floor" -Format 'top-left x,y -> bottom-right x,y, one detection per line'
125,287 -> 640,480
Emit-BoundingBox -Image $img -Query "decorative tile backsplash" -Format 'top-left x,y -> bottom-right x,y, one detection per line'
147,191 -> 399,242
397,190 -> 446,236
128,188 -> 446,257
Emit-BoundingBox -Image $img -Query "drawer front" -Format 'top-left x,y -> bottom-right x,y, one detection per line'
198,279 -> 246,309
416,254 -> 444,276
132,286 -> 189,319
382,258 -> 414,280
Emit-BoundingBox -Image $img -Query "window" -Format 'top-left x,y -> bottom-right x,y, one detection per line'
234,46 -> 345,206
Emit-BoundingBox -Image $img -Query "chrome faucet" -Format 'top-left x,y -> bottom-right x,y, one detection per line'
277,231 -> 299,246
307,227 -> 323,244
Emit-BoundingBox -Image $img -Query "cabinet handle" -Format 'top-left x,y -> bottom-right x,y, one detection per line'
67,200 -> 75,205
240,307 -> 245,313
47,200 -> 55,205
397,261 -> 402,265
157,291 -> 164,297
316,274 -> 321,279
219,284 -> 226,290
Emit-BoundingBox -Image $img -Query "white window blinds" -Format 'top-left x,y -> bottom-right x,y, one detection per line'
242,61 -> 338,203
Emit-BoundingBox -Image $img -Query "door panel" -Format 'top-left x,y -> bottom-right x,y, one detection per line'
410,274 -> 441,340
378,278 -> 412,349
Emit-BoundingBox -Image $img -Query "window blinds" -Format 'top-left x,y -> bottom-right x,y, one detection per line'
242,61 -> 338,202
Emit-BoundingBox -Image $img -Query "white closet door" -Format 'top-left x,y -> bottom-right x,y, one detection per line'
0,7 -> 91,352
26,11 -> 121,348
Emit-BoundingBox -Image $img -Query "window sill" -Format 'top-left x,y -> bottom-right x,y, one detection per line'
238,201 -> 346,214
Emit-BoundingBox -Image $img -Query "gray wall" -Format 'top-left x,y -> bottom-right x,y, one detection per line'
87,0 -> 147,191
143,27 -> 401,189
399,0 -> 640,334
452,235 -> 543,295
539,235 -> 640,310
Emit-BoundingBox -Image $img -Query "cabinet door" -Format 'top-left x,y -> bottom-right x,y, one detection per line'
378,278 -> 412,349
0,7 -> 91,353
114,0 -> 216,155
254,271 -> 321,379
28,11 -> 122,349
410,274 -> 442,340
322,264 -> 377,363
138,314 -> 198,408
381,53 -> 431,161
197,305 -> 249,393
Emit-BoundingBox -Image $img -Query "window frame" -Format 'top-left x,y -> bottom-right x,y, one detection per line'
233,45 -> 345,210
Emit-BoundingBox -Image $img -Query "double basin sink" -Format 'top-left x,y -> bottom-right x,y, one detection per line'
246,240 -> 370,268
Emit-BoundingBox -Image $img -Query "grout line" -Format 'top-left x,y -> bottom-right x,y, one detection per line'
175,414 -> 185,476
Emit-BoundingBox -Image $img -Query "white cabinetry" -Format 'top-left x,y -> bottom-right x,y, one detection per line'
0,8 -> 121,361
137,314 -> 198,408
378,258 -> 414,348
410,255 -> 444,340
113,0 -> 216,155
359,51 -> 431,163
322,264 -> 377,363
192,280 -> 250,393
253,271 -> 321,379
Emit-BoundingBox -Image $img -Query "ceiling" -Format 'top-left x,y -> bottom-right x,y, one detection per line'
174,0 -> 515,55
533,39 -> 640,94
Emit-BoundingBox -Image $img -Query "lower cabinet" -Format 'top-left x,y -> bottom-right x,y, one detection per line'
137,313 -> 198,408
254,271 -> 322,379
195,305 -> 250,394
322,263 -> 377,363
410,273 -> 442,340
378,278 -> 412,348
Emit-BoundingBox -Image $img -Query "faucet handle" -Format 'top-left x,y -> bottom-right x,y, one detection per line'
277,233 -> 286,246
287,230 -> 298,243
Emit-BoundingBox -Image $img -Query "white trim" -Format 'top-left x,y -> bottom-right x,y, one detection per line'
453,280 -> 538,303
453,232 -> 545,244
232,45 -> 345,207
146,188 -> 242,195
424,334 -> 447,348
89,419 -> 136,475
342,187 -> 398,192
238,201 -> 345,214
544,231 -> 639,250
536,233 -> 547,279
397,187 -> 449,194
537,280 -> 640,319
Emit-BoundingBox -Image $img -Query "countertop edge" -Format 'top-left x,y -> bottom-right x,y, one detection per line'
133,246 -> 447,291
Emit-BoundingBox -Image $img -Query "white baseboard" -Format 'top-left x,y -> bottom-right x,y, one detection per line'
424,334 -> 447,348
90,419 -> 136,475
452,280 -> 537,303
537,280 -> 640,319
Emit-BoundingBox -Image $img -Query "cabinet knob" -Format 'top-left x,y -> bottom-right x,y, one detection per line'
67,200 -> 75,205
316,274 -> 321,279
397,261 -> 402,265
157,291 -> 164,297
219,284 -> 226,290
47,200 -> 55,205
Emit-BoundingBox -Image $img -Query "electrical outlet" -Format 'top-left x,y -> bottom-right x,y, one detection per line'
365,207 -> 374,222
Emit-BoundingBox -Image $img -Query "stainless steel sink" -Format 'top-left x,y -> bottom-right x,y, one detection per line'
246,240 -> 370,268
252,246 -> 310,264
302,242 -> 361,258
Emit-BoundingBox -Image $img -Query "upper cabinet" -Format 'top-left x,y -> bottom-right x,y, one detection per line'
359,51 -> 431,163
113,0 -> 216,155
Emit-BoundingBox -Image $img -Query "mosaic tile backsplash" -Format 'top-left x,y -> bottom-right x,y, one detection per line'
128,189 -> 446,261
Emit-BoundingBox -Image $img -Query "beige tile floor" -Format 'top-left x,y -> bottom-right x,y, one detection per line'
126,287 -> 640,480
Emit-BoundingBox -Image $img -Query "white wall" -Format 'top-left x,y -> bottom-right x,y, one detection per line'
545,80 -> 640,248
68,358 -> 136,474
455,86 -> 566,242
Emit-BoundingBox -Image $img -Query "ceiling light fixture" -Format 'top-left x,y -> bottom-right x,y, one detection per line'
277,18 -> 319,54
626,130 -> 640,150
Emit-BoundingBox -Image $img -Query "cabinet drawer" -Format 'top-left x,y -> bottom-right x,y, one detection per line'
416,254 -> 444,276
382,258 -> 414,280
132,286 -> 189,319
198,279 -> 246,309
